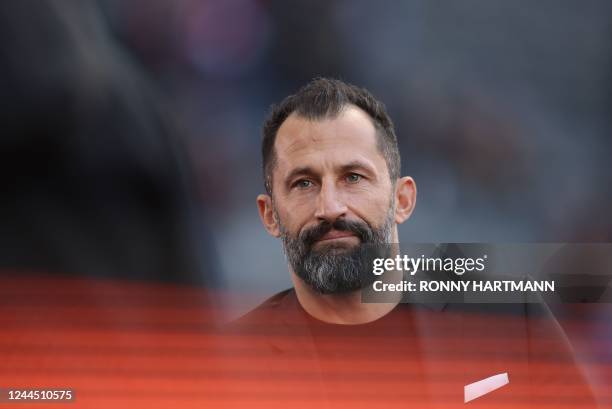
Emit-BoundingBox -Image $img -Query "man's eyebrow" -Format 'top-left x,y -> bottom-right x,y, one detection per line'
284,166 -> 317,184
338,160 -> 376,175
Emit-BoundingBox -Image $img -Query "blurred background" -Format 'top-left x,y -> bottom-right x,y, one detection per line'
0,0 -> 611,407
100,0 -> 612,302
3,0 -> 612,302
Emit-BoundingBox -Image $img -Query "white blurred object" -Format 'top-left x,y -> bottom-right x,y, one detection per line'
464,372 -> 509,403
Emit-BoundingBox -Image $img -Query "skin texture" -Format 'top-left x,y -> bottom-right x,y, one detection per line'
257,104 -> 416,324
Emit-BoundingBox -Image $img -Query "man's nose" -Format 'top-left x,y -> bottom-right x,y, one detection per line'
314,182 -> 347,222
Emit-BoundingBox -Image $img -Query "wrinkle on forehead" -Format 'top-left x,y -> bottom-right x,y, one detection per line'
275,106 -> 380,160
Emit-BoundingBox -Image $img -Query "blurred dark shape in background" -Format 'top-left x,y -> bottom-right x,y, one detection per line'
0,0 -> 219,286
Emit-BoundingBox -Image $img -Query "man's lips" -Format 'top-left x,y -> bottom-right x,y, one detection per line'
315,230 -> 358,242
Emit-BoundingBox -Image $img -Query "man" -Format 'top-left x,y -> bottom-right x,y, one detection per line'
228,78 -> 597,408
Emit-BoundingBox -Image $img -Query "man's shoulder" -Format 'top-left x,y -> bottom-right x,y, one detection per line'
231,288 -> 298,327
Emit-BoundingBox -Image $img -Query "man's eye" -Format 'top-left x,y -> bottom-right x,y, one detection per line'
346,173 -> 362,183
295,179 -> 313,189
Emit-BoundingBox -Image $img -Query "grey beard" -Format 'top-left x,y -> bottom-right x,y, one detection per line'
278,209 -> 394,294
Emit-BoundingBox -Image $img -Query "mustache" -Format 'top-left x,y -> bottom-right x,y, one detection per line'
299,219 -> 374,247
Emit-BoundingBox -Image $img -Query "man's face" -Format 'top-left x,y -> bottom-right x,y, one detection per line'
268,105 -> 396,293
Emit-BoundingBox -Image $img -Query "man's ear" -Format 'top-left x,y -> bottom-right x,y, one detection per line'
257,194 -> 281,237
394,176 -> 416,224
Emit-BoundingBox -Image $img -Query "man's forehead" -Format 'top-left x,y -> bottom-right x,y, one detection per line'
274,105 -> 381,163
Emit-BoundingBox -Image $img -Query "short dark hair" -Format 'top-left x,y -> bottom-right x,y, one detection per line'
261,77 -> 401,194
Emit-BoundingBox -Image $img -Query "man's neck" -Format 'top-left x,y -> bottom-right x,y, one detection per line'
291,273 -> 400,325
